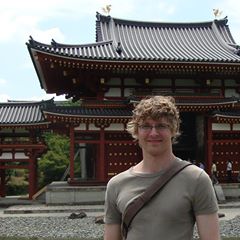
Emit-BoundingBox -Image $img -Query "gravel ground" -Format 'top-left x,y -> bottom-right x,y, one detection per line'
0,215 -> 240,239
0,216 -> 104,239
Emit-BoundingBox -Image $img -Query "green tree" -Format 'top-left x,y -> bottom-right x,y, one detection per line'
39,132 -> 70,187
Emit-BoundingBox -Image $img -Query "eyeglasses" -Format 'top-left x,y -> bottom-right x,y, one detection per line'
138,124 -> 170,132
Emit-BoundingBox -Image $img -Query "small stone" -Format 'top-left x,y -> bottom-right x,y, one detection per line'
218,213 -> 225,218
68,211 -> 87,219
95,215 -> 105,224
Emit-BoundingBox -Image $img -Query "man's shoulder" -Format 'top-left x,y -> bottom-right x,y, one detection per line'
178,160 -> 208,178
107,168 -> 132,186
176,158 -> 199,170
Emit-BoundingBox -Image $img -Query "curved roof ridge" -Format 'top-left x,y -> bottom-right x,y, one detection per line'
26,36 -> 51,48
27,36 -> 114,49
96,12 -> 231,28
211,20 -> 237,53
3,98 -> 54,106
50,39 -> 114,48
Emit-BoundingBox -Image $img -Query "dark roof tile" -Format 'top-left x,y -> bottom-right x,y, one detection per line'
0,99 -> 54,125
43,106 -> 132,117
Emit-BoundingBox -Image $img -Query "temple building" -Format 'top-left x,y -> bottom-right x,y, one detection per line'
1,13 -> 240,198
0,100 -> 52,198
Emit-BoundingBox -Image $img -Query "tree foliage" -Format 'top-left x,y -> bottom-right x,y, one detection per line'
39,132 -> 70,187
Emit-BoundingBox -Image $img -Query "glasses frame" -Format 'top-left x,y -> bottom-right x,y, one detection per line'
138,123 -> 170,132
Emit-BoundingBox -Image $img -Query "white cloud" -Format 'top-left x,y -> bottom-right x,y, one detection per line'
0,0 -> 155,43
1,0 -> 239,43
0,0 -> 96,43
157,1 -> 176,15
0,93 -> 66,103
218,0 -> 240,42
0,78 -> 7,85
24,93 -> 67,102
0,94 -> 10,102
0,0 -> 143,44
0,15 -> 65,44
30,28 -> 65,43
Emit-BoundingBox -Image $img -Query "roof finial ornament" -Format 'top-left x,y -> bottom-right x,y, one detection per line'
213,9 -> 222,18
102,4 -> 112,15
116,42 -> 122,55
51,39 -> 57,47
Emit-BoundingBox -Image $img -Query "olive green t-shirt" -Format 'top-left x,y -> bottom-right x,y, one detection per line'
104,159 -> 218,240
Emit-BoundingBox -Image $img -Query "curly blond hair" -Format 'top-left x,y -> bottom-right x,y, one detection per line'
126,96 -> 181,143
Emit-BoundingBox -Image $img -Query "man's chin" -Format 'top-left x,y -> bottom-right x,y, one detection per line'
147,149 -> 163,156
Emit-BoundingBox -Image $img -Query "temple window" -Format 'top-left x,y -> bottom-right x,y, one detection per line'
106,77 -> 121,85
123,78 -> 140,86
224,88 -> 238,97
150,78 -> 171,86
210,79 -> 222,87
124,88 -> 133,97
225,79 -> 237,87
175,78 -> 197,87
104,88 -> 121,97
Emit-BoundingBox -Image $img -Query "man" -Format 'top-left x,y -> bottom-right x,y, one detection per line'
211,161 -> 219,185
199,161 -> 205,170
104,96 -> 220,240
226,160 -> 233,183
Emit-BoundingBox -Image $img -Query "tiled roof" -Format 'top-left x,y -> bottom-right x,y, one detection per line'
0,99 -> 54,126
43,106 -> 132,117
27,13 -> 240,63
212,109 -> 240,123
129,96 -> 239,105
27,37 -> 120,60
213,110 -> 240,117
0,99 -> 239,124
175,97 -> 239,105
43,97 -> 240,117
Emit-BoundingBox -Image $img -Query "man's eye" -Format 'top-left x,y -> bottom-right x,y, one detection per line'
156,124 -> 169,129
141,125 -> 151,130
156,125 -> 165,129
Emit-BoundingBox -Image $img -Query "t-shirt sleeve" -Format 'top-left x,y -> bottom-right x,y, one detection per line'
193,170 -> 218,215
104,178 -> 122,224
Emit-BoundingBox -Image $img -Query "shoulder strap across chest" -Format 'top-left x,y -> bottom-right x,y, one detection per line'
121,160 -> 192,239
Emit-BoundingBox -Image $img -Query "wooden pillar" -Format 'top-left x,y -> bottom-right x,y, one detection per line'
97,127 -> 105,182
206,117 -> 213,175
0,168 -> 6,197
69,125 -> 75,181
28,152 -> 37,199
80,143 -> 87,179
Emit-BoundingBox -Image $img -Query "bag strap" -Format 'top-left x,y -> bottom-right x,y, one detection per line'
121,160 -> 192,239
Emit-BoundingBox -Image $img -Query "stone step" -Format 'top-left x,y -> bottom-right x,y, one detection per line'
45,182 -> 106,205
3,204 -> 105,214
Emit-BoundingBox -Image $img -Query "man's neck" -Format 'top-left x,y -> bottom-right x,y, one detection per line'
133,152 -> 176,173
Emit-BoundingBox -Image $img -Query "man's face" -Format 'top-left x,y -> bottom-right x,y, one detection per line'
137,118 -> 173,157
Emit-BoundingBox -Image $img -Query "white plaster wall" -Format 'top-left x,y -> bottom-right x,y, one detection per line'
212,123 -> 231,131
0,152 -> 28,159
75,123 -> 87,130
233,124 -> 240,130
105,123 -> 125,131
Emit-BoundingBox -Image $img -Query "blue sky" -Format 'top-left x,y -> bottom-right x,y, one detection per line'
0,0 -> 240,102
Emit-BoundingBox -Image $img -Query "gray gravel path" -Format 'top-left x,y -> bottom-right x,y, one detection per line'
0,214 -> 240,239
0,215 -> 104,239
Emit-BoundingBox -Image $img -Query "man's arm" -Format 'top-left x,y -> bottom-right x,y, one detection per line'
104,223 -> 122,240
196,212 -> 220,240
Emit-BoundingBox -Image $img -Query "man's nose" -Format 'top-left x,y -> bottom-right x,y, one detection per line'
149,126 -> 158,134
